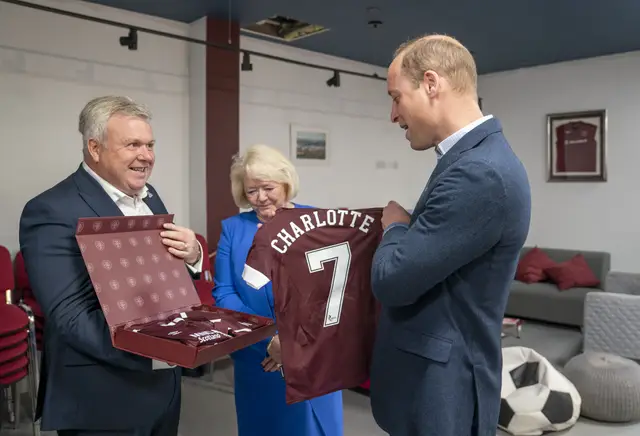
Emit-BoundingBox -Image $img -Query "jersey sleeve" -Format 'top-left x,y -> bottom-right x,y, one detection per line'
242,233 -> 273,290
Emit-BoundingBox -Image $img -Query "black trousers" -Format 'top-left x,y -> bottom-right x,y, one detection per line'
57,379 -> 180,436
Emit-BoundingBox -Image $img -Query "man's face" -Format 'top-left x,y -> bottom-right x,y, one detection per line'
387,57 -> 441,150
87,114 -> 155,195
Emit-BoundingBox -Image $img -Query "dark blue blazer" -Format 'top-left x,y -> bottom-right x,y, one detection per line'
370,118 -> 531,436
19,165 -> 184,431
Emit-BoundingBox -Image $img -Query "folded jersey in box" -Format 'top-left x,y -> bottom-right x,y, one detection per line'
130,311 -> 260,347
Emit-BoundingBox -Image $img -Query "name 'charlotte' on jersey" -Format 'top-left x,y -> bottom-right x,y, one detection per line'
242,207 -> 383,404
268,208 -> 377,255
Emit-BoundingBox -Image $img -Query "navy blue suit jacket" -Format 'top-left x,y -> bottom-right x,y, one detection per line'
370,118 -> 531,436
19,165 -> 185,431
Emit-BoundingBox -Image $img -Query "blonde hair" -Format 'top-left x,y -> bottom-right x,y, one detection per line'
230,144 -> 300,209
394,34 -> 477,96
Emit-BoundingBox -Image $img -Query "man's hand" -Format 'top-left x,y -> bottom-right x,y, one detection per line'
261,335 -> 282,372
382,201 -> 411,230
160,223 -> 201,265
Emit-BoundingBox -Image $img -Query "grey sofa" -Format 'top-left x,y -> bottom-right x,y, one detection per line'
502,247 -> 611,367
506,247 -> 610,327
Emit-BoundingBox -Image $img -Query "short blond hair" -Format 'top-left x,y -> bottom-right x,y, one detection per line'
230,144 -> 300,208
394,34 -> 477,96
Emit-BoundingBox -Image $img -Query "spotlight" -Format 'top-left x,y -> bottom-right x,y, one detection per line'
326,70 -> 340,87
241,52 -> 253,71
119,28 -> 138,51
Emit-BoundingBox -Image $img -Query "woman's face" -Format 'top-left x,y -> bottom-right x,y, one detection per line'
244,176 -> 289,221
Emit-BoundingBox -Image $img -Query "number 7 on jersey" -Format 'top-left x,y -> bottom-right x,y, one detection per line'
304,242 -> 352,328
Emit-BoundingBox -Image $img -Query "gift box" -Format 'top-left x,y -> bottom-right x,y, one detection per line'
75,214 -> 276,368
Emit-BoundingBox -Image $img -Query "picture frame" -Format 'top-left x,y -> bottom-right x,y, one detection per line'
289,124 -> 329,164
546,109 -> 607,182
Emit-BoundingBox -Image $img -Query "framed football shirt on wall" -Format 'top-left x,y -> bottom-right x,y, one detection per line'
546,109 -> 607,182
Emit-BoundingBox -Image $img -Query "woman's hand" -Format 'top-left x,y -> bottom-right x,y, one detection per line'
261,335 -> 282,372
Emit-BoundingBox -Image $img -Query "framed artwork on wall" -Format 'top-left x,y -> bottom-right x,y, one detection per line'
289,124 -> 329,165
546,109 -> 607,182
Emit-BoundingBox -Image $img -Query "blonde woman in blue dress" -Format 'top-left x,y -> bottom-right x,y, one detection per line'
212,144 -> 344,436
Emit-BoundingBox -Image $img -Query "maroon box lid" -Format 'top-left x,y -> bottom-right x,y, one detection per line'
75,214 -> 202,331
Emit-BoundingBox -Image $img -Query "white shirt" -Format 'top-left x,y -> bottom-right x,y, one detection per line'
383,115 -> 495,236
83,162 -> 203,370
435,114 -> 494,159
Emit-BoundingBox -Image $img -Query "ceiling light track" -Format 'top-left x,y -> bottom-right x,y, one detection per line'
1,0 -> 386,82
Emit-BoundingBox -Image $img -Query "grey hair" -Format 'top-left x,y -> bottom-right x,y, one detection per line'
79,96 -> 152,155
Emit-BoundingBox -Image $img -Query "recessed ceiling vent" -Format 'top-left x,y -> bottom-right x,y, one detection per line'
242,15 -> 329,42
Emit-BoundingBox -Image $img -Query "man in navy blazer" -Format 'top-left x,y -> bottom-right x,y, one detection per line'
19,96 -> 204,436
370,35 -> 531,436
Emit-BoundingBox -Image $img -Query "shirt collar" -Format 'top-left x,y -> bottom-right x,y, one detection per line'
435,114 -> 494,159
82,161 -> 148,203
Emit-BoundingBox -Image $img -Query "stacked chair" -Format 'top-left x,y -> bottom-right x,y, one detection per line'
0,246 -> 40,436
194,233 -> 216,307
14,252 -> 44,350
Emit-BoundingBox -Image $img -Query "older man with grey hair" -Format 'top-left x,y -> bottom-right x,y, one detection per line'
19,96 -> 203,436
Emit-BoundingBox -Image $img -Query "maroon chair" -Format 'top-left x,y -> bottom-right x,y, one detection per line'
0,245 -> 27,430
0,301 -> 32,432
195,233 -> 214,281
194,233 -> 216,307
13,251 -> 44,352
0,246 -> 12,298
0,246 -> 39,435
13,251 -> 30,297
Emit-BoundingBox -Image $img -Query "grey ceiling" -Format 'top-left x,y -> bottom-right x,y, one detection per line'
40,0 -> 640,74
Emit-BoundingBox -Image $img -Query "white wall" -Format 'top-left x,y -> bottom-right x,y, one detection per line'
237,37 -> 432,211
479,52 -> 640,273
0,0 -> 435,255
0,0 -> 191,253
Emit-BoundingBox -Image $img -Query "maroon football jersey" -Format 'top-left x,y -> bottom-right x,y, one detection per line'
242,207 -> 383,404
555,121 -> 598,173
177,311 -> 258,336
131,317 -> 231,347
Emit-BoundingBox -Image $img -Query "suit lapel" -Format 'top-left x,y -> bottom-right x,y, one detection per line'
143,189 -> 168,215
409,118 -> 503,224
74,165 -> 123,218
73,165 -> 168,217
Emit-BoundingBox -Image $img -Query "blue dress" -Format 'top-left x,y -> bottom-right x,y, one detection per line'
212,205 -> 344,436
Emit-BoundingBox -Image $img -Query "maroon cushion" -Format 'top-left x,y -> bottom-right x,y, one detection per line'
0,330 -> 27,351
515,247 -> 556,283
0,355 -> 28,378
0,367 -> 28,386
545,254 -> 601,291
0,341 -> 28,364
0,305 -> 29,337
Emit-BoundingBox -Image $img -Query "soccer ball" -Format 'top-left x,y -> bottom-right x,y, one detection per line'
499,346 -> 581,435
